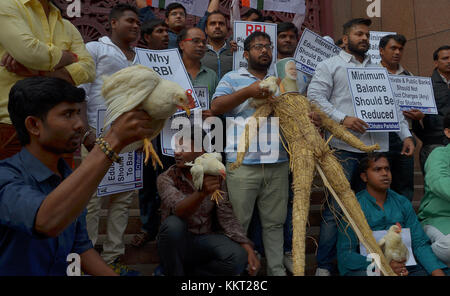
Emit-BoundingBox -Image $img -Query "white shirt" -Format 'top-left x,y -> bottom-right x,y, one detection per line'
80,36 -> 137,128
307,50 -> 411,153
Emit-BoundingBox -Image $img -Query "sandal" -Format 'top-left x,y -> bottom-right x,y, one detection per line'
131,230 -> 151,247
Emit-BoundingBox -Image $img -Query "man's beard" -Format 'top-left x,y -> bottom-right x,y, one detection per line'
278,45 -> 296,57
347,38 -> 369,57
248,55 -> 272,71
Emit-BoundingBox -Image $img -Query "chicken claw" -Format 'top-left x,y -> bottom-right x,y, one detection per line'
143,138 -> 163,170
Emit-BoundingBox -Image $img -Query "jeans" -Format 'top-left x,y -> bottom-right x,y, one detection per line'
386,133 -> 414,201
316,150 -> 366,272
423,225 -> 450,267
157,216 -> 248,276
138,162 -> 161,238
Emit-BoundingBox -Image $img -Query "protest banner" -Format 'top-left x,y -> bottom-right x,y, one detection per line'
389,75 -> 438,114
233,21 -> 277,74
368,31 -> 396,64
161,86 -> 210,157
294,28 -> 341,76
147,0 -> 209,17
347,67 -> 400,132
242,0 -> 306,14
96,109 -> 143,197
135,47 -> 201,115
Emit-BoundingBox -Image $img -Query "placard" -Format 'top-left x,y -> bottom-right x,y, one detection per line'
347,67 -> 400,132
161,86 -> 210,157
360,228 -> 417,267
96,109 -> 143,197
233,21 -> 277,74
135,48 -> 201,115
389,75 -> 438,114
294,28 -> 341,76
368,31 -> 396,64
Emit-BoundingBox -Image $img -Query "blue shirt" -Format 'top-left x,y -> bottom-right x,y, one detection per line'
212,68 -> 288,164
336,189 -> 447,276
0,148 -> 93,275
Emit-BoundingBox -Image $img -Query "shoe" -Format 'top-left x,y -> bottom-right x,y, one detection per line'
283,251 -> 293,274
131,230 -> 151,247
315,267 -> 331,276
109,258 -> 141,276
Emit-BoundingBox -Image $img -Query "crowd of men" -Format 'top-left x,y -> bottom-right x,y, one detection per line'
0,0 -> 449,277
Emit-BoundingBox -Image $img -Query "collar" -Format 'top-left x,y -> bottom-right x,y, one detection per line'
237,67 -> 271,80
206,41 -> 229,53
23,0 -> 62,16
339,50 -> 371,65
379,62 -> 407,75
19,148 -> 72,183
99,36 -> 135,51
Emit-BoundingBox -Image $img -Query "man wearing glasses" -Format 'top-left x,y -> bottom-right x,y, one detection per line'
211,32 -> 290,276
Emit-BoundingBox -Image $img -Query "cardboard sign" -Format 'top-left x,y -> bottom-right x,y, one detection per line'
294,28 -> 342,76
161,86 -> 210,157
360,228 -> 417,266
233,21 -> 277,74
347,68 -> 400,132
96,109 -> 143,197
135,48 -> 201,115
368,31 -> 396,64
389,75 -> 438,114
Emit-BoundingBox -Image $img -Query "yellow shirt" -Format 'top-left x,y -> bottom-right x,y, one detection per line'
0,0 -> 95,124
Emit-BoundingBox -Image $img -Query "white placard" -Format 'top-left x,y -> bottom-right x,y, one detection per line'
360,228 -> 417,266
161,86 -> 210,157
135,48 -> 201,115
347,67 -> 400,132
389,75 -> 438,114
96,109 -> 143,197
294,28 -> 342,76
368,31 -> 396,64
233,21 -> 277,74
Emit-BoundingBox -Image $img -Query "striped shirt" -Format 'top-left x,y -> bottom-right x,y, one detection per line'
212,68 -> 288,164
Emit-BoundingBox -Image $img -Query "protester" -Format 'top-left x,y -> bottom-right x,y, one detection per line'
241,8 -> 263,22
141,19 -> 169,50
307,18 -> 414,276
0,76 -> 153,275
0,0 -> 95,160
79,3 -> 141,276
336,153 -> 448,276
156,128 -> 260,276
418,112 -> 450,267
413,45 -> 450,173
379,34 -> 423,201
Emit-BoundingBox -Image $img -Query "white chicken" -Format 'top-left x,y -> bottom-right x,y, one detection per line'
378,223 -> 410,264
101,65 -> 195,169
249,76 -> 280,109
185,152 -> 227,205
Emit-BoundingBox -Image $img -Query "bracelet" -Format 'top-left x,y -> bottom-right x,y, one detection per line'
95,137 -> 121,163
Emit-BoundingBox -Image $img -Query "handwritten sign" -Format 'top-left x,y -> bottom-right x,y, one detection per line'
135,48 -> 201,115
294,28 -> 341,76
233,21 -> 277,74
161,86 -> 210,157
389,75 -> 438,114
96,109 -> 143,197
368,31 -> 396,64
347,68 -> 400,132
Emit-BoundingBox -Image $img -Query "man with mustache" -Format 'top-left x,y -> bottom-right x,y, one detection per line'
307,18 -> 414,276
211,31 -> 290,276
78,3 -> 142,276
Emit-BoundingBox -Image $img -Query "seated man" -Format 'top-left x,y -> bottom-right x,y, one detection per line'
0,77 -> 153,275
336,153 -> 448,276
156,129 -> 260,276
418,112 -> 450,267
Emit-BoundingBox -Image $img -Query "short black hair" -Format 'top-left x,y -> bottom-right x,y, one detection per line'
444,111 -> 450,129
335,38 -> 343,47
141,19 -> 168,44
242,8 -> 263,21
262,15 -> 274,23
205,10 -> 228,26
433,45 -> 450,61
379,34 -> 407,49
8,77 -> 85,146
342,18 -> 372,35
165,2 -> 186,18
277,22 -> 298,37
244,31 -> 271,51
109,3 -> 138,24
358,153 -> 389,174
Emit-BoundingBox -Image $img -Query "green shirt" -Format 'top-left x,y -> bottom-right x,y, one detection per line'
337,189 -> 447,275
188,64 -> 218,105
418,144 -> 450,235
